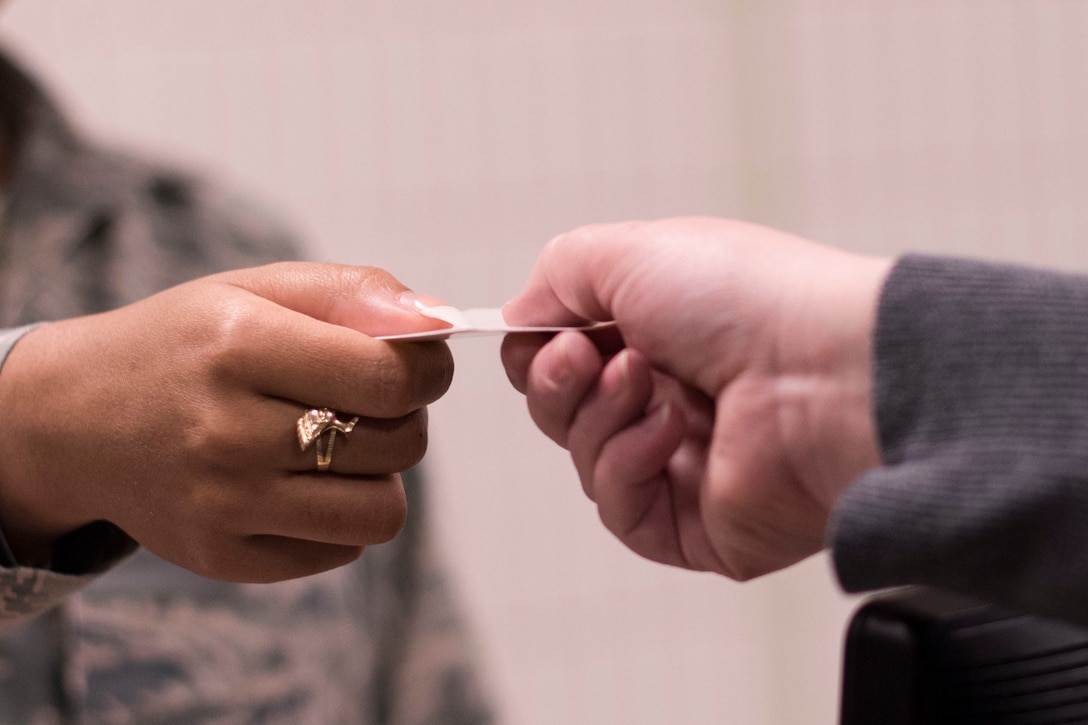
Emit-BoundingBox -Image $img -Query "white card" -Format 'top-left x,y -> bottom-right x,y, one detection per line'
375,306 -> 613,341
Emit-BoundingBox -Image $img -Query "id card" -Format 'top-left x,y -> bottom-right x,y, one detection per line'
376,306 -> 613,341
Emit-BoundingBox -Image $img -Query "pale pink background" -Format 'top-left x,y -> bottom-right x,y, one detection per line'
4,2 -> 1087,723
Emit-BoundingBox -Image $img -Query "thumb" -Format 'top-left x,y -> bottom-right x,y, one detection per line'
504,225 -> 630,327
222,262 -> 452,338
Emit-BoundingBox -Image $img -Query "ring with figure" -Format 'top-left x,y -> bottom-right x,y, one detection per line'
297,408 -> 360,471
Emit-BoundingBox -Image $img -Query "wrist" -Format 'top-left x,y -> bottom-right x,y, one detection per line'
774,250 -> 894,511
0,323 -> 95,565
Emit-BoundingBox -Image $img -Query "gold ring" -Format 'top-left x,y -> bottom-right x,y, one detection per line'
297,408 -> 360,471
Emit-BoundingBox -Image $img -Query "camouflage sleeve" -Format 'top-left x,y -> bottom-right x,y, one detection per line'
0,324 -> 141,628
167,168 -> 497,722
363,469 -> 497,725
0,163 -> 304,628
0,567 -> 98,629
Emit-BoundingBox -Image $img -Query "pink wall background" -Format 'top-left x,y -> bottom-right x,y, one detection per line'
4,1 -> 1086,722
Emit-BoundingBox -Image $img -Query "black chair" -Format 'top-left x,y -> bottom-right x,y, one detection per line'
840,587 -> 1088,724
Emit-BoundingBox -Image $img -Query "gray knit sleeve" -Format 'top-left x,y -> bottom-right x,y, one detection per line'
832,254 -> 1088,625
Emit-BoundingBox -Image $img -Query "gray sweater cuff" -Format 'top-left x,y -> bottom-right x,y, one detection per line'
832,254 -> 1088,624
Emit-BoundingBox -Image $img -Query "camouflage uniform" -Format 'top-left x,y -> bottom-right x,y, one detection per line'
0,48 -> 495,725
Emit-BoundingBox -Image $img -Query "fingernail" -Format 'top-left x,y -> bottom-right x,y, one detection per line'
500,300 -> 519,325
648,400 -> 674,430
398,292 -> 448,312
542,333 -> 577,389
614,349 -> 631,386
397,293 -> 470,328
598,349 -> 631,398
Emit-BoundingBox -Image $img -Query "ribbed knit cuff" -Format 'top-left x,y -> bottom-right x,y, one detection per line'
832,255 -> 1088,623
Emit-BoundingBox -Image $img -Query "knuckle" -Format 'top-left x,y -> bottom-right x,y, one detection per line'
405,344 -> 454,405
347,265 -> 401,296
190,297 -> 265,379
368,491 -> 407,544
723,563 -> 763,583
180,404 -> 251,471
361,360 -> 412,414
370,345 -> 454,414
174,533 -> 235,581
383,409 -> 430,470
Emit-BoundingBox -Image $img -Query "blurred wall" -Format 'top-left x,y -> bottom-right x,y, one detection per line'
3,1 -> 1086,723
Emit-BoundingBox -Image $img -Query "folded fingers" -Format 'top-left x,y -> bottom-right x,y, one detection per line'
522,331 -> 606,447
246,472 -> 408,549
214,301 -> 455,418
565,349 -> 656,499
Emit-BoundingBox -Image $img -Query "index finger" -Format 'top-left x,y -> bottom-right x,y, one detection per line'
502,324 -> 626,393
212,262 -> 454,416
222,262 -> 452,339
503,222 -> 642,327
236,307 -> 454,418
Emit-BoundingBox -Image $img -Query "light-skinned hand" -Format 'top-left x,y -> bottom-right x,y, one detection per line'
502,217 -> 893,579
